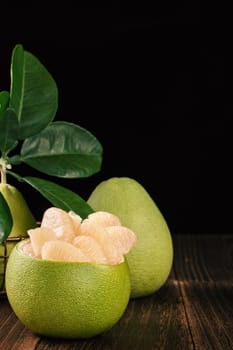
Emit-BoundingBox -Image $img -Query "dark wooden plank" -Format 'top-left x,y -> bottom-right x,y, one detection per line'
173,234 -> 233,350
173,234 -> 233,281
0,272 -> 192,349
2,234 -> 232,349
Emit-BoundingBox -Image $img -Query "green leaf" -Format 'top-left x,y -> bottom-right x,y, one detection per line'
0,91 -> 9,114
20,121 -> 103,178
0,108 -> 19,156
22,176 -> 94,219
0,192 -> 13,244
8,155 -> 21,165
9,44 -> 58,140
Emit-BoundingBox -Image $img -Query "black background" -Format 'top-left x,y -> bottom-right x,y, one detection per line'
1,2 -> 233,234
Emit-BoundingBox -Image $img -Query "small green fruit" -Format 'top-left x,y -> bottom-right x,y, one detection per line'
0,183 -> 37,291
0,184 -> 37,236
87,177 -> 174,298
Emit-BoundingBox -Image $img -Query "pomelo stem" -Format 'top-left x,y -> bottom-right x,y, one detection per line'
0,158 -> 9,184
0,169 -> 7,184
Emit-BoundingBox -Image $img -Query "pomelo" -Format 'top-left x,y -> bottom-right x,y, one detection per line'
87,177 -> 174,298
5,239 -> 131,339
0,183 -> 37,291
5,208 -> 136,339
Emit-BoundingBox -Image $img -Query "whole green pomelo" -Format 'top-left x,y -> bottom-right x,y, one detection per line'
0,183 -> 37,291
5,239 -> 131,339
87,177 -> 173,298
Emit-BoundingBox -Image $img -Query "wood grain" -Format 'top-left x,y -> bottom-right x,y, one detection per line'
0,234 -> 232,349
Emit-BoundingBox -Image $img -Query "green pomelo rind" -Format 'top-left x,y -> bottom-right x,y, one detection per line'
0,184 -> 37,290
5,239 -> 131,339
87,177 -> 174,298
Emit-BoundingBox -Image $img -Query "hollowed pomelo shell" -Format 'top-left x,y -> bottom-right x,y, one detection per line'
5,239 -> 131,339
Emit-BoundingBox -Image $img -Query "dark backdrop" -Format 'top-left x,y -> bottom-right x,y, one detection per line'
1,3 -> 233,234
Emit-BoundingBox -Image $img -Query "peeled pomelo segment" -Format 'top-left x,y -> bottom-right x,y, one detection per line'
87,211 -> 122,227
41,240 -> 89,262
20,240 -> 37,258
28,227 -> 57,256
41,207 -> 76,242
80,220 -> 135,264
80,219 -> 109,246
105,226 -> 137,256
73,235 -> 107,264
68,211 -> 82,233
103,226 -> 137,264
79,220 -> 119,263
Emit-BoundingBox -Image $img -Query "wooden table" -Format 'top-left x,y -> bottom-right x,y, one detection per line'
0,234 -> 232,349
